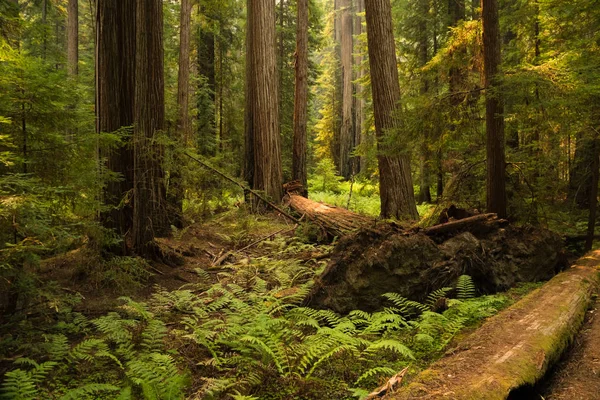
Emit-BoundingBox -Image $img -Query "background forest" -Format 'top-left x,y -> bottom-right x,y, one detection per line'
0,0 -> 600,399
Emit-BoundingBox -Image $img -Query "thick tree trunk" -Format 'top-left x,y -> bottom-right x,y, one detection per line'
96,0 -> 136,254
132,0 -> 169,255
177,0 -> 192,143
482,0 -> 507,218
417,0 -> 431,204
248,0 -> 283,203
67,0 -> 78,76
339,0 -> 354,179
365,0 -> 419,220
292,0 -> 309,196
354,0 -> 365,174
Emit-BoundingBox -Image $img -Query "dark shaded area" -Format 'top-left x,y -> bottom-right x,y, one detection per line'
307,223 -> 567,314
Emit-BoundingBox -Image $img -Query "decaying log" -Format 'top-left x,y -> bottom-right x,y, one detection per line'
386,251 -> 600,400
285,194 -> 376,237
421,213 -> 505,236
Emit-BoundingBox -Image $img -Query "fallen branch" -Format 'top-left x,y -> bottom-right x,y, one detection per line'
185,152 -> 299,224
366,367 -> 409,399
421,213 -> 500,236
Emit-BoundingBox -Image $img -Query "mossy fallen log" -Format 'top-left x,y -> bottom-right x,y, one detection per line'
384,251 -> 600,400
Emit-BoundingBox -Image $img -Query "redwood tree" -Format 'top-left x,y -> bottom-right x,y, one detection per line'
177,0 -> 193,142
132,0 -> 169,255
482,0 -> 507,218
339,0 -> 354,179
67,0 -> 78,76
292,0 -> 309,195
246,0 -> 283,203
365,0 -> 419,220
96,0 -> 136,254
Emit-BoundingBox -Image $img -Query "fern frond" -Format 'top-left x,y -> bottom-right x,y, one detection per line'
59,384 -> 120,400
364,339 -> 415,360
456,275 -> 476,299
425,287 -> 453,309
1,369 -> 38,400
382,293 -> 428,315
354,366 -> 397,386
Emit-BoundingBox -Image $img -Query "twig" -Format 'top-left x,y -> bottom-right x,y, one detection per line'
184,152 -> 299,224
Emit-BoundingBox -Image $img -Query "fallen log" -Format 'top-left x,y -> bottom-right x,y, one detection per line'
385,251 -> 600,400
285,194 -> 376,237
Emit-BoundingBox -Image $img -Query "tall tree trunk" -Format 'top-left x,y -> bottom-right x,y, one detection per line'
482,0 -> 507,218
198,5 -> 215,155
332,0 -> 342,169
96,0 -> 136,254
339,0 -> 354,179
354,0 -> 365,174
417,0 -> 431,203
42,0 -> 48,59
132,0 -> 168,255
244,0 -> 255,194
292,0 -> 309,195
586,135 -> 599,251
177,0 -> 192,143
365,0 -> 419,220
67,0 -> 78,76
247,0 -> 283,202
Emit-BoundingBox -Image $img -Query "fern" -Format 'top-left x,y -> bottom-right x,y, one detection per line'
425,287 -> 453,309
1,369 -> 38,400
364,340 -> 415,360
141,319 -> 168,352
456,275 -> 476,299
354,366 -> 397,386
59,384 -> 120,400
382,293 -> 429,315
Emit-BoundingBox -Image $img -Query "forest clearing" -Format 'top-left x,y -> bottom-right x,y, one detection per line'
1,0 -> 600,399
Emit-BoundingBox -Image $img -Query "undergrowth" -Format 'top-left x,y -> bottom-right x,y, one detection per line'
1,242 -> 510,400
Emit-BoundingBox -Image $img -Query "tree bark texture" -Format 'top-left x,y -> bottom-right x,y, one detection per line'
292,0 -> 309,195
132,0 -> 168,255
244,0 -> 254,193
67,0 -> 78,76
417,0 -> 431,203
177,0 -> 192,143
354,0 -> 365,174
247,0 -> 284,203
96,0 -> 136,252
482,0 -> 507,218
198,8 -> 215,155
339,0 -> 354,179
365,0 -> 419,220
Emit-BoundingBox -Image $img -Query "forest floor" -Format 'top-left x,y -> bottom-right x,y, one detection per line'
537,294 -> 600,400
11,207 -> 599,399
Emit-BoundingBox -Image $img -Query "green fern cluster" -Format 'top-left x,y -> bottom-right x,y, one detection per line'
1,298 -> 189,400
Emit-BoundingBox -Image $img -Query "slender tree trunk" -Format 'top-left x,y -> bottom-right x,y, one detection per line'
354,0 -> 365,174
42,0 -> 48,59
177,0 -> 192,143
482,0 -> 507,218
96,0 -> 136,254
586,135 -> 599,251
132,0 -> 169,255
292,0 -> 309,195
365,0 -> 419,220
248,0 -> 283,203
332,0 -> 342,169
339,0 -> 354,179
417,0 -> 431,203
67,0 -> 78,76
198,5 -> 215,155
244,0 -> 255,194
